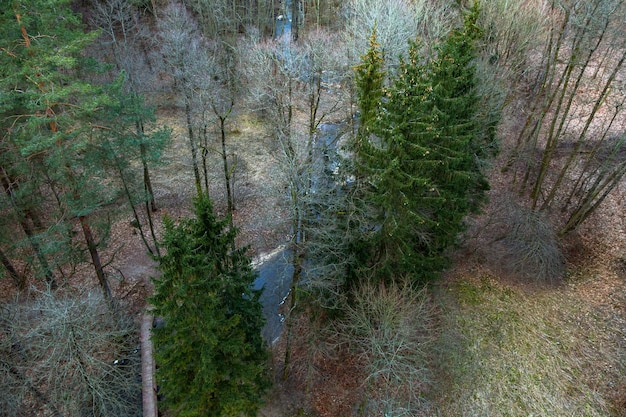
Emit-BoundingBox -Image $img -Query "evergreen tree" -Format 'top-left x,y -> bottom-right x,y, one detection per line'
353,27 -> 386,148
93,78 -> 170,257
151,194 -> 270,417
421,2 -> 489,248
369,38 -> 440,281
0,0 -> 116,295
1,0 -> 170,295
342,27 -> 391,287
352,3 -> 492,283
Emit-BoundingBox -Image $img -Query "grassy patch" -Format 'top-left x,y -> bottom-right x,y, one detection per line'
432,274 -> 625,416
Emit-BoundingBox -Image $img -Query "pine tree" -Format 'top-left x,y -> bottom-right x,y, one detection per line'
151,194 -> 270,417
0,0 -> 118,295
0,0 -> 171,295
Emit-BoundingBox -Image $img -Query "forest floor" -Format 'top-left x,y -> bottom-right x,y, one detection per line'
0,123 -> 619,413
67,101 -> 626,416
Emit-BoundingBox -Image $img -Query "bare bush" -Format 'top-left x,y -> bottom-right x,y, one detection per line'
485,199 -> 565,285
336,281 -> 434,415
0,292 -> 141,417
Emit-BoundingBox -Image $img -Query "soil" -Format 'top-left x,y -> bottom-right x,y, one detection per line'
5,94 -> 625,417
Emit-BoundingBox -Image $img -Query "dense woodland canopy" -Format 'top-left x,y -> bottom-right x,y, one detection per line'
1,0 -> 626,416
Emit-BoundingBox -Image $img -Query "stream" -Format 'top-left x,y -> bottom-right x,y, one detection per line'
252,122 -> 345,344
253,4 -> 349,344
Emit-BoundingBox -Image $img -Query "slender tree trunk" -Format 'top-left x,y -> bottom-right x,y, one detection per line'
211,101 -> 235,221
220,116 -> 235,217
531,1 -> 604,208
114,157 -> 156,257
505,4 -> 569,183
201,120 -> 211,196
0,174 -> 57,289
185,96 -> 203,197
145,198 -> 161,258
135,117 -> 157,212
560,160 -> 626,235
541,48 -> 626,211
564,99 -> 623,209
291,0 -> 299,41
79,216 -> 111,300
0,247 -> 25,290
139,131 -> 157,213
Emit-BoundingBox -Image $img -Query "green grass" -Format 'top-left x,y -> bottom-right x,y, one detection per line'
431,274 -> 625,416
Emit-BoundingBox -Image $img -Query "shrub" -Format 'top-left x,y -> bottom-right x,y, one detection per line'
337,280 -> 434,415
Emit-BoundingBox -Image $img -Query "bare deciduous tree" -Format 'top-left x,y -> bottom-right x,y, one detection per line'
343,0 -> 451,73
242,30 -> 350,378
157,3 -> 206,196
506,0 -> 626,235
0,292 -> 141,417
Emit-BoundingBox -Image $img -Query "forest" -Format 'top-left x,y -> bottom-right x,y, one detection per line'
1,0 -> 625,416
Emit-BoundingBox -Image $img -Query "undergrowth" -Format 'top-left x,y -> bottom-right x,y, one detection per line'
432,274 -> 625,416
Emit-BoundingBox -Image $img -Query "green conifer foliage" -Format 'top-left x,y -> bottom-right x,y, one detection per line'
151,194 -> 270,417
1,0 -> 170,293
353,27 -> 386,143
0,0 -> 117,292
353,3 -> 493,282
371,38 -> 441,280
412,2 -> 489,251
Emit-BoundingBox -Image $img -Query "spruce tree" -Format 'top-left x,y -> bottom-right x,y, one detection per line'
352,3 -> 492,282
371,38 -> 441,280
421,2 -> 489,250
343,28 -> 390,287
353,27 -> 386,148
151,194 -> 270,417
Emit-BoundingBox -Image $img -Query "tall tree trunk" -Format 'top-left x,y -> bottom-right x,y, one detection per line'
211,101 -> 235,221
145,198 -> 161,258
564,99 -> 623,209
220,115 -> 235,217
291,0 -> 299,41
139,127 -> 158,213
0,173 -> 57,289
0,247 -> 25,290
560,160 -> 626,235
114,156 -> 157,257
504,3 -> 569,180
79,216 -> 111,300
541,48 -> 626,211
531,1 -> 604,208
201,119 -> 211,196
185,97 -> 203,197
